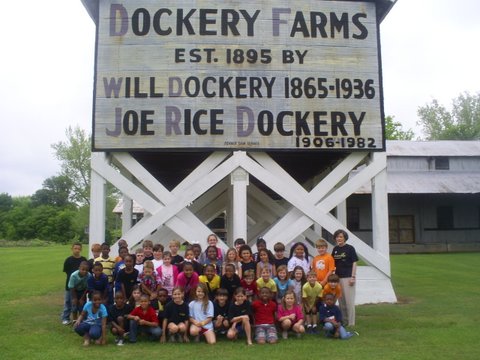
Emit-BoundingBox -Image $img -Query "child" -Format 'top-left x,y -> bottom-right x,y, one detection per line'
87,262 -> 109,304
189,283 -> 216,344
109,292 -> 133,346
161,287 -> 190,343
322,274 -> 342,300
176,261 -> 200,301
115,254 -> 139,300
62,242 -> 87,325
287,242 -> 310,275
156,251 -> 179,298
277,290 -> 305,339
74,291 -> 108,346
223,248 -> 242,277
220,263 -> 241,302
134,248 -> 145,278
199,234 -> 225,263
291,266 -> 307,306
203,245 -> 223,275
139,260 -> 159,305
88,243 -> 101,272
302,271 -> 323,334
253,237 -> 267,262
179,247 -> 203,275
67,261 -> 91,322
312,238 -> 336,287
113,246 -> 129,293
240,269 -> 258,302
233,238 -> 246,257
115,239 -> 128,262
127,293 -> 162,343
239,245 -> 255,278
273,265 -> 292,304
152,243 -> 164,270
319,293 -> 356,339
156,288 -> 169,326
129,285 -> 142,307
169,239 -> 184,266
251,287 -> 278,344
142,240 -> 154,261
213,288 -> 230,334
227,287 -> 253,345
256,248 -> 276,279
199,263 -> 221,300
94,243 -> 116,285
273,242 -> 289,268
256,268 -> 277,299
191,243 -> 202,261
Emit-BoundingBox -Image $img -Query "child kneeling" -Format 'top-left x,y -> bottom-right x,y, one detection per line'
73,291 -> 108,346
319,294 -> 356,339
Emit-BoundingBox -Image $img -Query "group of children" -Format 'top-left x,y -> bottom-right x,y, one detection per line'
63,236 -> 357,346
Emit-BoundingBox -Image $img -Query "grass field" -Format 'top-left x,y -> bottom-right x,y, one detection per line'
0,246 -> 479,359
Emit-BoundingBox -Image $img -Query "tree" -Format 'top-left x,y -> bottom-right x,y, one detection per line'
417,92 -> 480,140
51,126 -> 91,205
31,175 -> 73,207
385,115 -> 414,140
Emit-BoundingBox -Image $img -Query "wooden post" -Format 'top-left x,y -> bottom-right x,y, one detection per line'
229,166 -> 249,244
89,153 -> 107,257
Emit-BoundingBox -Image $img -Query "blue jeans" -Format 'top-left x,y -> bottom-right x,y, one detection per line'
75,322 -> 102,340
129,320 -> 162,342
323,322 -> 353,339
61,290 -> 72,321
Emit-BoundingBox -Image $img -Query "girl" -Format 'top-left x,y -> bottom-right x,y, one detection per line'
189,283 -> 216,344
161,287 -> 190,343
74,291 -> 108,346
199,263 -> 221,301
239,245 -> 255,278
175,262 -> 199,302
277,290 -> 305,339
202,245 -> 223,275
256,248 -> 276,279
179,248 -> 203,275
273,265 -> 293,304
227,287 -> 253,345
199,234 -> 225,264
129,285 -> 142,307
290,266 -> 307,306
223,248 -> 242,277
156,251 -> 179,298
240,269 -> 258,302
287,242 -> 310,275
140,261 -> 159,303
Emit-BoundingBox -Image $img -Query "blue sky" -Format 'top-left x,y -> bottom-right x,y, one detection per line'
0,0 -> 479,197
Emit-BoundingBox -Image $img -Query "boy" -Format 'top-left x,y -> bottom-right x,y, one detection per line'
94,243 -> 116,285
127,294 -> 162,343
322,274 -> 342,300
109,292 -> 133,346
251,287 -> 278,344
240,269 -> 258,302
273,242 -> 289,269
220,263 -> 241,302
311,239 -> 336,286
302,271 -> 323,334
88,243 -> 101,272
256,268 -> 277,299
116,254 -> 139,300
62,242 -> 87,325
87,262 -> 109,304
213,288 -> 230,334
68,261 -> 91,322
319,293 -> 357,339
152,243 -> 164,270
134,248 -> 145,277
169,239 -> 184,266
142,240 -> 154,262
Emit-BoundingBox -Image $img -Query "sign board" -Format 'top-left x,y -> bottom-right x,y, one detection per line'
93,0 -> 385,151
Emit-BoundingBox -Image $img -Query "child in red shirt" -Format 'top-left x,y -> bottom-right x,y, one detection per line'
251,287 -> 278,344
127,294 -> 162,342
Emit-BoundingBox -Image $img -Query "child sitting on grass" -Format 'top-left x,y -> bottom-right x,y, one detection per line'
251,287 -> 278,344
319,293 -> 357,339
127,293 -> 162,343
74,291 -> 108,346
277,290 -> 305,339
108,292 -> 133,346
189,283 -> 216,344
227,287 -> 253,345
161,287 -> 190,343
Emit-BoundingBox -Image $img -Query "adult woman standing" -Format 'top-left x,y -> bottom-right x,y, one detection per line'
331,229 -> 358,327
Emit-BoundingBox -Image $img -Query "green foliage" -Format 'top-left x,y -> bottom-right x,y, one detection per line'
417,92 -> 480,140
51,126 -> 91,206
384,115 -> 414,140
31,175 -> 74,207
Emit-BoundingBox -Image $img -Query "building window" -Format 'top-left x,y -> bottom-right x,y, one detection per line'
347,207 -> 360,231
435,157 -> 449,170
389,215 -> 415,243
437,206 -> 453,230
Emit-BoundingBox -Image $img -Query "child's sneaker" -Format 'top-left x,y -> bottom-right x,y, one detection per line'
62,320 -> 71,325
312,326 -> 319,334
177,334 -> 184,343
114,337 -> 120,344
306,325 -> 312,334
282,330 -> 288,340
117,339 -> 124,346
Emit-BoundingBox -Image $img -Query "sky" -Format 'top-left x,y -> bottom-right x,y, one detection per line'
0,0 -> 479,197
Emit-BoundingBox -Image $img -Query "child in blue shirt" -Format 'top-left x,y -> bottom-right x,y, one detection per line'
74,291 -> 108,346
319,293 -> 357,339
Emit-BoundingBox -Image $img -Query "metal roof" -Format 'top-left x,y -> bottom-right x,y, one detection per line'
387,140 -> 480,157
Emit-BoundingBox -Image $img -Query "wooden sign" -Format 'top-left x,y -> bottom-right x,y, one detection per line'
93,0 -> 385,151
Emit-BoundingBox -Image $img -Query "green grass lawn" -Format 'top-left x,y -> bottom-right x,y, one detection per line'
0,246 -> 479,359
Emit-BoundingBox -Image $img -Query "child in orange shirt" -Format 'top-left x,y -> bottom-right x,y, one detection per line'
311,239 -> 335,287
